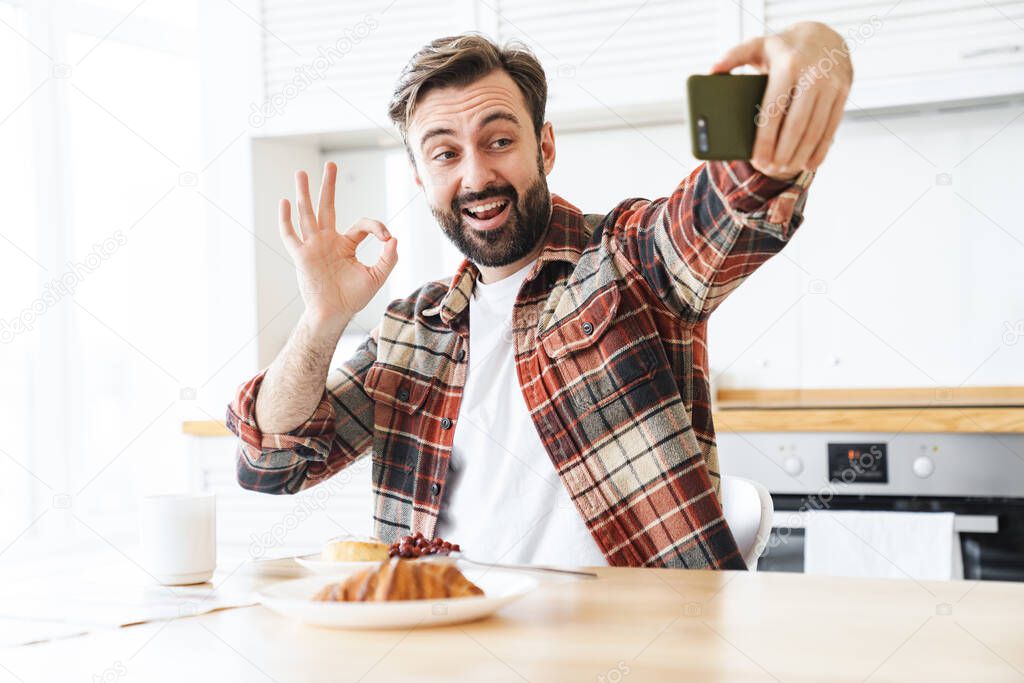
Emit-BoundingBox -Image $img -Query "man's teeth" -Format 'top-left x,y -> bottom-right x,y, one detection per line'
466,200 -> 508,216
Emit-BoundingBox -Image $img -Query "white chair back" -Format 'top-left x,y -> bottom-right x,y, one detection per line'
720,475 -> 774,570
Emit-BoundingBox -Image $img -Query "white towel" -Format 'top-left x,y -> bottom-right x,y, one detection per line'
804,510 -> 959,581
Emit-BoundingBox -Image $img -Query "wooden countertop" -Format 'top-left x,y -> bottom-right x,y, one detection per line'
712,406 -> 1024,433
7,560 -> 1024,682
715,386 -> 1024,409
185,387 -> 1024,435
712,386 -> 1024,433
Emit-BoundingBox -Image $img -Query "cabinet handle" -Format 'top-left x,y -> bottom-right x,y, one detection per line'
961,44 -> 1022,59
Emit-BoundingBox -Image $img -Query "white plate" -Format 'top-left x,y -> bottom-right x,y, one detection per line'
293,553 -> 383,575
257,568 -> 537,629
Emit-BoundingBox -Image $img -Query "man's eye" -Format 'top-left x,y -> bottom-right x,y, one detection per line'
492,138 -> 512,148
433,151 -> 455,161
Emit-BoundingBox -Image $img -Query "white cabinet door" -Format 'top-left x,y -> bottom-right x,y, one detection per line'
708,245 -> 805,391
490,0 -> 740,122
790,101 -> 1024,388
256,0 -> 468,137
754,0 -> 1024,109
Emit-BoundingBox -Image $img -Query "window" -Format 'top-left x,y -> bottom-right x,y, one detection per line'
0,0 -> 204,556
0,0 -> 41,551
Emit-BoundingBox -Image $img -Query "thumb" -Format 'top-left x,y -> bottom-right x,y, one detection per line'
711,36 -> 765,73
369,236 -> 398,285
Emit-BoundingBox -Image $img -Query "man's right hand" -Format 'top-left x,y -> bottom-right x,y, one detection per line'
280,161 -> 398,323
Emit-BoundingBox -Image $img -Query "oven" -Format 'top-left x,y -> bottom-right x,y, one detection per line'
717,432 -> 1024,581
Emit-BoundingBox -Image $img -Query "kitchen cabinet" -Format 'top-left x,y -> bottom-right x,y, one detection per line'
757,0 -> 1024,111
251,1 -> 1024,139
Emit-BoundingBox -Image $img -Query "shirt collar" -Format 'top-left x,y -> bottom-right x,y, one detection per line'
421,192 -> 591,328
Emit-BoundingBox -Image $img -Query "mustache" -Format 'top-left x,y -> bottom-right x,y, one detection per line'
452,185 -> 517,213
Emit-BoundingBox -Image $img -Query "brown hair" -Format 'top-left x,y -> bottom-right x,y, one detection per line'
387,33 -> 547,157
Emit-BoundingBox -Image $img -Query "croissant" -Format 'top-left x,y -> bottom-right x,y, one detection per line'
313,557 -> 484,602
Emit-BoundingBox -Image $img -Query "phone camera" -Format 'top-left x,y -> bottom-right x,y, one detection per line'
696,116 -> 709,154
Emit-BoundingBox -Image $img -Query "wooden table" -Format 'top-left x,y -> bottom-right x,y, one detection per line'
3,561 -> 1023,682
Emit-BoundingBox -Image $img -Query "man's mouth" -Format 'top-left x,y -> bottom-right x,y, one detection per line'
461,198 -> 511,231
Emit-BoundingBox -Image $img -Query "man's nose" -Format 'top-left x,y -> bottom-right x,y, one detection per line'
460,150 -> 498,194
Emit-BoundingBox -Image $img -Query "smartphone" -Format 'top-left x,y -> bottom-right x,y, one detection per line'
686,74 -> 768,160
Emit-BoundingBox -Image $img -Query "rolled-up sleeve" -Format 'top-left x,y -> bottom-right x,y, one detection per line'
605,161 -> 814,323
225,333 -> 377,494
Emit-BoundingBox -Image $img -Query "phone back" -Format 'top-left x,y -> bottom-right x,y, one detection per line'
687,74 -> 768,160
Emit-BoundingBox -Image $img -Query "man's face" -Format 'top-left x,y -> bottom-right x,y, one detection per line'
407,69 -> 555,268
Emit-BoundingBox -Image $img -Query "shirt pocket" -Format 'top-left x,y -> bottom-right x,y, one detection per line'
539,282 -> 658,413
363,363 -> 432,415
363,363 -> 425,487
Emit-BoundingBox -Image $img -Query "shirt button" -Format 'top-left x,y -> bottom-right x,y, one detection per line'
457,349 -> 466,362
397,387 -> 410,401
581,321 -> 594,335
431,482 -> 441,497
441,417 -> 452,430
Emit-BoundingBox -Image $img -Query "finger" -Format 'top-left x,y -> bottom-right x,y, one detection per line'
295,170 -> 319,234
278,198 -> 302,250
752,66 -> 795,166
317,161 -> 338,232
807,93 -> 846,169
786,89 -> 833,171
711,37 -> 765,73
772,87 -> 820,171
367,236 -> 398,286
344,217 -> 392,245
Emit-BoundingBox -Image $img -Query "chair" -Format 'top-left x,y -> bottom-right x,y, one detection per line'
720,475 -> 774,570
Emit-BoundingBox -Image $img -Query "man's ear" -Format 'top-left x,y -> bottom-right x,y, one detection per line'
540,121 -> 556,175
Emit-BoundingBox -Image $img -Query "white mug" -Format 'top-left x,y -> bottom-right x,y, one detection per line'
139,492 -> 217,585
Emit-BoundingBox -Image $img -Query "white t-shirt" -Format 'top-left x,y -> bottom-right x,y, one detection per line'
435,260 -> 608,568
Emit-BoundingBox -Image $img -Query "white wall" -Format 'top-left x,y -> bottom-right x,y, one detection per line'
195,0 -> 262,420
280,100 -> 1024,389
250,138 -> 322,370
709,100 -> 1024,389
194,0 -> 1024,393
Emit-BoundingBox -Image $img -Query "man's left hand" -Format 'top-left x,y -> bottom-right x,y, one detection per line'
712,21 -> 854,180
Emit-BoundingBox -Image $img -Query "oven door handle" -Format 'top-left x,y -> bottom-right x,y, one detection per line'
771,512 -> 999,534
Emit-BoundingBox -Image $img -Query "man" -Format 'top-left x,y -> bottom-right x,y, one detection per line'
226,23 -> 852,569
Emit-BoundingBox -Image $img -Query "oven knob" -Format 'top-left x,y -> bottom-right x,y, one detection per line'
783,456 -> 804,476
912,456 -> 935,478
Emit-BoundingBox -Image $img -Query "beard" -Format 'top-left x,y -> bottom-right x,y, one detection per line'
430,155 -> 551,268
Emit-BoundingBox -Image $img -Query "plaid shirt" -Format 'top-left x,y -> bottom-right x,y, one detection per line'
226,160 -> 812,570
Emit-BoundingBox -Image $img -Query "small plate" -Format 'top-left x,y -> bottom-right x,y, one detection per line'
257,568 -> 536,629
295,553 -> 459,576
293,554 -> 383,576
